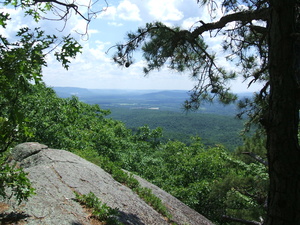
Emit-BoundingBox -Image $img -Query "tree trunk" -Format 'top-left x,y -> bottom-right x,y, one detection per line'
266,0 -> 300,224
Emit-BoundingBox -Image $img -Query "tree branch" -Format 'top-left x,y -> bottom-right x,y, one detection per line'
192,8 -> 269,38
242,152 -> 268,166
33,0 -> 89,20
34,0 -> 77,9
249,25 -> 267,35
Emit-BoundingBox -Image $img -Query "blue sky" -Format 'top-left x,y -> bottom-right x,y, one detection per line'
1,0 -> 263,92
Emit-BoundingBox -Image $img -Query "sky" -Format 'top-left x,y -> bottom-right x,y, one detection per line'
1,0 -> 263,92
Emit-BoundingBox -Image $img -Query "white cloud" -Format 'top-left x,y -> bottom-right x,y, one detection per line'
88,41 -> 111,61
0,8 -> 32,38
98,0 -> 141,21
42,37 -> 195,90
181,17 -> 201,30
1,1 -> 262,92
108,22 -> 123,27
98,6 -> 117,20
70,19 -> 89,34
147,0 -> 184,21
117,0 -> 141,21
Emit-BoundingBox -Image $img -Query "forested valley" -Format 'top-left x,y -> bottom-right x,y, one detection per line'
1,82 -> 268,224
54,87 -> 248,150
4,0 -> 297,224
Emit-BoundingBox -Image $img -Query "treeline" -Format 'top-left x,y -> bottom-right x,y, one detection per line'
109,108 -> 244,150
2,83 -> 268,224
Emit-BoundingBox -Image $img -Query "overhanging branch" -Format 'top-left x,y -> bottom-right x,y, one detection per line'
33,0 -> 87,21
34,0 -> 77,9
242,152 -> 268,166
192,8 -> 269,38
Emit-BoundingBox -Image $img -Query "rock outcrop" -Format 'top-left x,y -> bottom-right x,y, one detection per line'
1,142 -> 214,225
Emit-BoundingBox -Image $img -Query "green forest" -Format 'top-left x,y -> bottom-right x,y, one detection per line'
1,82 -> 268,224
54,87 -> 247,150
1,1 -> 300,225
109,108 -> 245,150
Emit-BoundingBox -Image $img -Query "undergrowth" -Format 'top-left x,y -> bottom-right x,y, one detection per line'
73,149 -> 173,221
74,191 -> 123,225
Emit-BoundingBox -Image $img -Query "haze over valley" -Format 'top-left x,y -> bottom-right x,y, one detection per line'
53,87 -> 252,150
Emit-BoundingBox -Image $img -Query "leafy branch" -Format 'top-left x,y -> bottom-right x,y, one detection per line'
0,160 -> 35,205
2,0 -> 108,35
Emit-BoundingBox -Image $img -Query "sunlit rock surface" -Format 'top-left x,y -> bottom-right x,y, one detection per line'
1,142 -> 214,225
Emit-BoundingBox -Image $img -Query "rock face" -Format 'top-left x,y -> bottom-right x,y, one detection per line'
1,142 -> 214,225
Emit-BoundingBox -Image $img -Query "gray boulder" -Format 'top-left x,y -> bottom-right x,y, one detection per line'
1,142 -> 214,225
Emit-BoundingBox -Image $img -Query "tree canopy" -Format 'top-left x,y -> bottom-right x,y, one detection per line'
0,2 -> 82,204
111,1 -> 300,224
112,2 -> 269,111
1,1 -> 299,224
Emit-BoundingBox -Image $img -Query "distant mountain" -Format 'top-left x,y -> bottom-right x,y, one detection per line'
52,86 -> 254,116
136,90 -> 189,101
53,87 -> 95,98
51,87 -> 252,149
53,86 -> 253,99
53,87 -> 161,98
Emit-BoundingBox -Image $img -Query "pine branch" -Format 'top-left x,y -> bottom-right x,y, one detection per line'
192,8 -> 269,38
